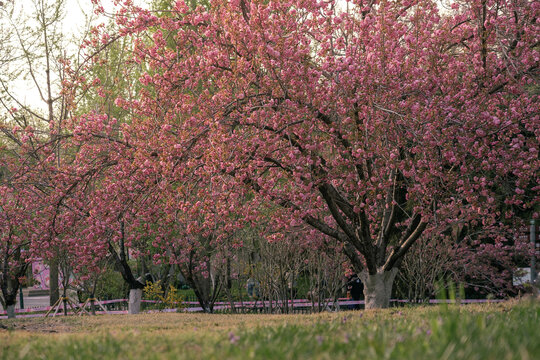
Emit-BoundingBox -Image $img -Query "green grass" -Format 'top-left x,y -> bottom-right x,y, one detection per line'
1,300 -> 539,359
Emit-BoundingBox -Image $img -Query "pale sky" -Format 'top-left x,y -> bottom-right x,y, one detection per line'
3,0 -> 130,113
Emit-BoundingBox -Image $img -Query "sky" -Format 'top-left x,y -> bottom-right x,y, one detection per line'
2,0 -> 121,113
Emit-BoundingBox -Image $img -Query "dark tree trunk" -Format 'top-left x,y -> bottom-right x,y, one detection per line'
108,234 -> 144,314
180,254 -> 221,314
1,260 -> 28,319
2,285 -> 19,319
107,220 -> 145,314
49,257 -> 59,307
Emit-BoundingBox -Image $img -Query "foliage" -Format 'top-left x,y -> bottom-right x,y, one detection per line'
87,0 -> 539,309
91,265 -> 128,301
0,0 -> 120,310
143,280 -> 185,311
0,165 -> 54,311
0,0 -> 537,313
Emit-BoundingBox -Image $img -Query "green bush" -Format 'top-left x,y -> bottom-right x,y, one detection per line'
143,280 -> 185,311
92,267 -> 128,301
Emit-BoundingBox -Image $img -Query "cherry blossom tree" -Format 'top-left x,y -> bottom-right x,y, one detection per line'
0,0 -> 125,306
0,135 -> 55,318
50,90 -> 251,313
45,112 -> 158,314
0,183 -> 37,318
104,0 -> 538,308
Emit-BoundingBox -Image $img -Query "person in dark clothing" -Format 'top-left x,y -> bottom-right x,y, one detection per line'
347,274 -> 363,310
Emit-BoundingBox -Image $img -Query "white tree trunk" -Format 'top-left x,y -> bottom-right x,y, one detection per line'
359,268 -> 398,309
128,289 -> 142,314
7,304 -> 16,319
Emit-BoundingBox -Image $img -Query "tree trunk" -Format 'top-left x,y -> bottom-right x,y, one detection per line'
128,289 -> 142,314
108,240 -> 144,315
49,258 -> 59,306
62,288 -> 68,316
224,284 -> 237,314
359,268 -> 398,309
7,304 -> 16,319
191,283 -> 214,313
180,261 -> 220,314
128,288 -> 142,314
90,298 -> 96,316
2,279 -> 20,319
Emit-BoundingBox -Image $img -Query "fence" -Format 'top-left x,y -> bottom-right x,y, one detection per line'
0,297 -> 504,319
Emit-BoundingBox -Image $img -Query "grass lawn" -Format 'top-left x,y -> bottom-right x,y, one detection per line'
1,300 -> 539,359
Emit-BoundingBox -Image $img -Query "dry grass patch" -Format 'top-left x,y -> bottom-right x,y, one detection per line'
0,301 -> 536,360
